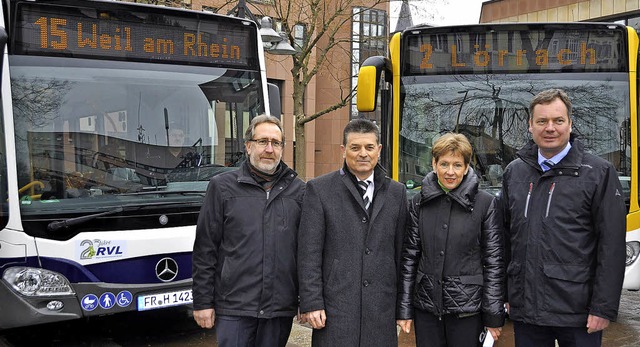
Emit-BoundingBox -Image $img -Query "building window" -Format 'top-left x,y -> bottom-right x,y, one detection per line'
152,0 -> 191,9
271,22 -> 305,52
201,6 -> 217,13
293,24 -> 306,51
351,7 -> 388,121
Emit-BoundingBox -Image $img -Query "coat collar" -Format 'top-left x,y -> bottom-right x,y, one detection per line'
237,160 -> 296,185
419,167 -> 479,210
517,135 -> 584,172
340,163 -> 390,214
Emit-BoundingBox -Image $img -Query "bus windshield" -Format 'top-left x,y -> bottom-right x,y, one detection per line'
396,23 -> 631,202
399,73 -> 630,199
11,55 -> 263,221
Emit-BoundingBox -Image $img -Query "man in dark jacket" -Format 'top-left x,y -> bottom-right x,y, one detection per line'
500,89 -> 627,347
298,118 -> 408,347
192,115 -> 305,347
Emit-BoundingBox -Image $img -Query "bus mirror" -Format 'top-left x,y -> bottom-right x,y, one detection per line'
357,66 -> 378,112
267,82 -> 282,120
357,56 -> 391,112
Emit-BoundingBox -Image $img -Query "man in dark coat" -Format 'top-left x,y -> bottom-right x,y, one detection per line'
500,89 -> 627,347
192,115 -> 305,347
298,118 -> 409,347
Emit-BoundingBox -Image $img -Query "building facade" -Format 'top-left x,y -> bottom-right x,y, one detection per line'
480,0 -> 640,27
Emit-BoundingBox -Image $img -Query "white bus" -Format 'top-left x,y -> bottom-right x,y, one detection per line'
0,0 -> 279,329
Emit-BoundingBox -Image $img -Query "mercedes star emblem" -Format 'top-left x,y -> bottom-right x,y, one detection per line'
155,257 -> 178,282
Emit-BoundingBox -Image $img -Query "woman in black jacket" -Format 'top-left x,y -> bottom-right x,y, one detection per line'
397,133 -> 505,347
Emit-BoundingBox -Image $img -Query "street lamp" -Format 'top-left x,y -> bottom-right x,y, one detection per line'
230,0 -> 297,55
258,16 -> 283,43
269,32 -> 298,55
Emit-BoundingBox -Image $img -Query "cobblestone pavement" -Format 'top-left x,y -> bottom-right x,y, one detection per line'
1,290 -> 638,346
287,290 -> 640,347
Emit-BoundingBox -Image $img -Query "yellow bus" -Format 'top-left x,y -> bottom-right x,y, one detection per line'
356,22 -> 640,290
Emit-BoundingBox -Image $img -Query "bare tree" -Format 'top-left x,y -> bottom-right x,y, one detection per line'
260,0 -> 446,177
249,0 -> 379,177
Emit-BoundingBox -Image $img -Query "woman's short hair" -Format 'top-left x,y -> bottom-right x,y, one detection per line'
432,133 -> 473,165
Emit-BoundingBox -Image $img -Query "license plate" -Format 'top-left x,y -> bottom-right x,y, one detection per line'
137,289 -> 192,311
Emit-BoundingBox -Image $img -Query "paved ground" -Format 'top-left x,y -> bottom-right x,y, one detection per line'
2,290 -> 639,346
286,290 -> 640,347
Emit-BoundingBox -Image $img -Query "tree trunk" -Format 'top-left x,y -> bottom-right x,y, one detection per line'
292,71 -> 307,180
294,117 -> 306,180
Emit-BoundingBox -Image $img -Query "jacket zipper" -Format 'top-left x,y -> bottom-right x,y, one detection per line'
524,182 -> 533,218
545,182 -> 556,217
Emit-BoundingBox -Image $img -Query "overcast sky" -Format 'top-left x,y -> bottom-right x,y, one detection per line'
390,0 -> 486,31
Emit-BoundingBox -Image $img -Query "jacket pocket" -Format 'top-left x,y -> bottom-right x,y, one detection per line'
219,257 -> 234,297
324,259 -> 339,292
413,271 -> 435,312
542,264 -> 591,314
443,275 -> 483,313
506,261 -> 524,308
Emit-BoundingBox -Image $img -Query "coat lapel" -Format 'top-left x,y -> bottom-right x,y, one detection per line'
369,180 -> 387,221
340,168 -> 368,212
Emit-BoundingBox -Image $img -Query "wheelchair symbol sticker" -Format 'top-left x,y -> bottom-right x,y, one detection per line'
116,290 -> 133,307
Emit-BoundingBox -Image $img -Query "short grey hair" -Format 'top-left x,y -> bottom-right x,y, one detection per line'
243,115 -> 285,143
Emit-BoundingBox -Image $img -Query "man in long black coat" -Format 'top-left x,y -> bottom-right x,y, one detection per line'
298,118 -> 408,346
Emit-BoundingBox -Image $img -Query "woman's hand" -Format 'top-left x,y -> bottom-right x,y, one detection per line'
397,319 -> 412,333
487,327 -> 502,341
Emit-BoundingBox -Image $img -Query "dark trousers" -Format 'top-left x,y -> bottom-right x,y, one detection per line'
513,320 -> 603,347
414,308 -> 484,347
215,315 -> 293,347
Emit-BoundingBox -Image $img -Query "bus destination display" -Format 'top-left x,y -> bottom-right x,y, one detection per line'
404,26 -> 626,75
13,3 -> 258,69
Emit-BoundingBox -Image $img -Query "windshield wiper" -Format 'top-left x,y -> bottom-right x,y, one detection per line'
118,190 -> 205,196
47,207 -> 124,232
46,200 -> 203,232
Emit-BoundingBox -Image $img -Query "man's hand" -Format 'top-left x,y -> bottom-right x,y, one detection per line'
397,319 -> 412,333
587,314 -> 610,334
297,307 -> 308,324
487,327 -> 502,341
193,308 -> 215,329
306,309 -> 327,329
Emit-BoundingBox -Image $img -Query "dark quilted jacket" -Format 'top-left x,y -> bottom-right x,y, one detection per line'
397,168 -> 505,328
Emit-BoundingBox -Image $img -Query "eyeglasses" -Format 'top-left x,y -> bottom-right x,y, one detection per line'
249,138 -> 284,148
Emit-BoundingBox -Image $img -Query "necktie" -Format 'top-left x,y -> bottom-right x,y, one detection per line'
358,180 -> 371,210
543,160 -> 555,171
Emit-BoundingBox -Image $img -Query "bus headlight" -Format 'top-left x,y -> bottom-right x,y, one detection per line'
2,267 -> 75,296
626,241 -> 640,266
